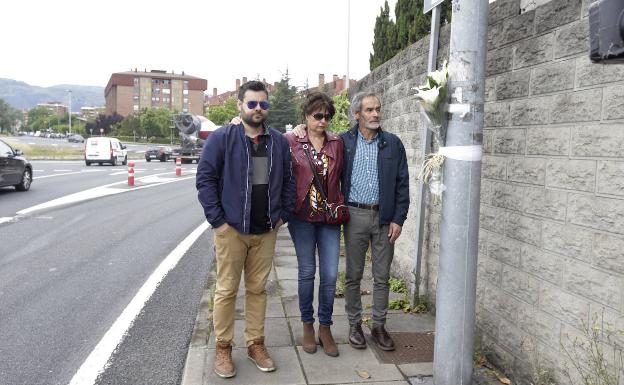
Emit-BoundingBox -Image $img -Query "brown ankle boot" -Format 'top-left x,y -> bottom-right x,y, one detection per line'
302,322 -> 317,353
214,340 -> 236,378
318,325 -> 339,357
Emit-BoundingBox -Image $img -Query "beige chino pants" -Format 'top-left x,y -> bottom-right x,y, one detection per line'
212,226 -> 278,346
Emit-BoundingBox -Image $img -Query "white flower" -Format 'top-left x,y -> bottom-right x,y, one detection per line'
414,86 -> 440,108
428,64 -> 448,88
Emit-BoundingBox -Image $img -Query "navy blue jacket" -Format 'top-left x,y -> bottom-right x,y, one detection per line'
340,124 -> 409,226
196,123 -> 296,234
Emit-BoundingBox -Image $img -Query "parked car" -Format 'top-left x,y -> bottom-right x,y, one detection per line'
85,137 -> 127,166
0,139 -> 32,191
67,134 -> 85,143
145,146 -> 174,162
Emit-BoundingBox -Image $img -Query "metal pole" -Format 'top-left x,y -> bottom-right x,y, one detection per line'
433,0 -> 488,383
411,3 -> 442,308
345,0 -> 351,91
68,90 -> 72,134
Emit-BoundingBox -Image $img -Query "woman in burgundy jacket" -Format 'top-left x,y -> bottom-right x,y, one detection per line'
285,92 -> 345,357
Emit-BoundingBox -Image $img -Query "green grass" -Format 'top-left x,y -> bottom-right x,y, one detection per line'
4,139 -> 84,159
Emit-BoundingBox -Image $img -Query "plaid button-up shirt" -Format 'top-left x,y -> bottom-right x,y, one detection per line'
348,130 -> 379,205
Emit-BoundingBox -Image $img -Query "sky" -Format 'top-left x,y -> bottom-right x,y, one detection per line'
1,0 -> 397,94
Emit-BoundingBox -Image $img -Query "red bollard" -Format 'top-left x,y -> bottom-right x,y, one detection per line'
128,161 -> 135,186
176,157 -> 182,177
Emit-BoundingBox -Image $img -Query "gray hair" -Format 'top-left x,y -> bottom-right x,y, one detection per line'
349,92 -> 380,120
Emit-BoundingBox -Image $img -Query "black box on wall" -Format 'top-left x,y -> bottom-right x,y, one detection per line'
589,0 -> 624,62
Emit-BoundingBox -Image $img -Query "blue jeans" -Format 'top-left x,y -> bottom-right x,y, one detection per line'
288,218 -> 340,326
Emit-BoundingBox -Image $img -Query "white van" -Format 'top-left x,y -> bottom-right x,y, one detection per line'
85,137 -> 128,166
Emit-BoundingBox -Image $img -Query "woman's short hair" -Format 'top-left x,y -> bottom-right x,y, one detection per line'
301,92 -> 335,120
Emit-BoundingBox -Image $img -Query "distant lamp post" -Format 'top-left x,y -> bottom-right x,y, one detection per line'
67,89 -> 72,134
345,0 -> 350,91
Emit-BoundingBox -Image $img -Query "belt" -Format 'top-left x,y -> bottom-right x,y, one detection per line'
347,202 -> 379,211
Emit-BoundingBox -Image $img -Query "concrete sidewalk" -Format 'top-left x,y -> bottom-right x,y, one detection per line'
180,226 -> 441,385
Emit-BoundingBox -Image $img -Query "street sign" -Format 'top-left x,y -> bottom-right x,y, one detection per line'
424,0 -> 445,13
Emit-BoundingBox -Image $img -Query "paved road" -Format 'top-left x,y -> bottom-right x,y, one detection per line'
0,160 -> 213,385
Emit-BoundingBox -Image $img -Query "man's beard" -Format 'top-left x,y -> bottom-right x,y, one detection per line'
365,121 -> 380,130
241,112 -> 265,128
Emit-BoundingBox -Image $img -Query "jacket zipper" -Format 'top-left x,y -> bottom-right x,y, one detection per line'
243,136 -> 250,233
268,134 -> 273,229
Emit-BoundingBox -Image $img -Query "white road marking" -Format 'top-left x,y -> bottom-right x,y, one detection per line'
17,173 -> 195,215
35,169 -> 110,180
53,169 -> 73,172
68,221 -> 209,385
0,217 -> 14,224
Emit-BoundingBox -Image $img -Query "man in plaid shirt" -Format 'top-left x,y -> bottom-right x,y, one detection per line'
340,92 -> 410,352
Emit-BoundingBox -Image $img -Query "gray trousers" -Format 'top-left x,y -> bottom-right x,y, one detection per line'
344,206 -> 394,327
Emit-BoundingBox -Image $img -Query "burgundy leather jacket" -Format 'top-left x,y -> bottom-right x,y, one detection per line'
285,131 -> 345,217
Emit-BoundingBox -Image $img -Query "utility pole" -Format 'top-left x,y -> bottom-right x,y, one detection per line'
433,0 -> 488,384
68,90 -> 72,134
345,0 -> 351,91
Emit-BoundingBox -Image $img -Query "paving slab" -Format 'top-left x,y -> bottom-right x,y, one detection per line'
384,313 -> 435,333
275,266 -> 299,280
204,346 -> 306,385
279,278 -> 299,297
408,376 -> 435,385
334,382 -> 410,385
180,347 -> 206,385
297,345 -> 404,384
398,362 -> 433,377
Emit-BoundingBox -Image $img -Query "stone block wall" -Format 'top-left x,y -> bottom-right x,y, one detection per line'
353,0 -> 624,381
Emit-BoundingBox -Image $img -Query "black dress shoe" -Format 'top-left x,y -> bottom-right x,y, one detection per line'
348,322 -> 366,349
371,324 -> 395,351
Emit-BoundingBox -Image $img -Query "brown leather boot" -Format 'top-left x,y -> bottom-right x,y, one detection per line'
247,337 -> 276,372
214,340 -> 236,378
302,322 -> 317,354
371,324 -> 395,351
318,325 -> 339,357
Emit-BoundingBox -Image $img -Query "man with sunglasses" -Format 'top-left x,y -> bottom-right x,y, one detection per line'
196,80 -> 295,378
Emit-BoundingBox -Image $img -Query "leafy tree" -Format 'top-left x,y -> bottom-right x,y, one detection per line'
370,0 -> 452,70
114,114 -> 141,138
139,107 -> 171,139
267,70 -> 298,132
207,97 -> 239,125
328,91 -> 351,133
89,113 -> 124,136
27,106 -> 54,132
0,99 -> 22,133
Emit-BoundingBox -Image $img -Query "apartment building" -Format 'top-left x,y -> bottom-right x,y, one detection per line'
37,102 -> 68,117
205,76 -> 276,107
105,69 -> 207,117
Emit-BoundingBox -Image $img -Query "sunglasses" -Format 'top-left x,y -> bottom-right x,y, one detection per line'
245,100 -> 270,110
312,113 -> 332,121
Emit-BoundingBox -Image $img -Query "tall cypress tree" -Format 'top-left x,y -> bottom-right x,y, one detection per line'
370,1 -> 395,70
370,0 -> 453,71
